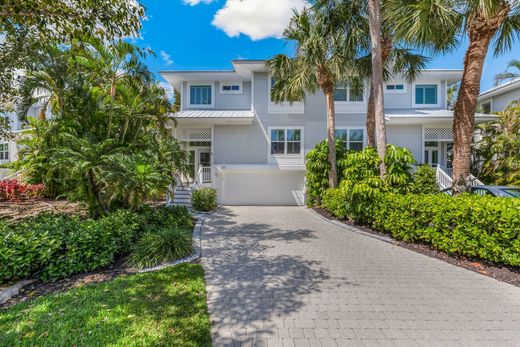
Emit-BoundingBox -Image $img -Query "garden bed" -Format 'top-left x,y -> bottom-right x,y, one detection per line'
0,199 -> 87,221
314,207 -> 520,288
0,264 -> 212,347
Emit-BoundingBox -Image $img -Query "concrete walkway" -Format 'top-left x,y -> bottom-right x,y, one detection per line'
201,206 -> 520,347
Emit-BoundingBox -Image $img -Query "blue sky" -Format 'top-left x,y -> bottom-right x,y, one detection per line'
133,0 -> 519,95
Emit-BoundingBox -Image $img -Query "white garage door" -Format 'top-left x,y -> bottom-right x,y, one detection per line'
220,170 -> 305,206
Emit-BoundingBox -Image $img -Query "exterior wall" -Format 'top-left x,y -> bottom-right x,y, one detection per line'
491,89 -> 520,112
386,125 -> 423,163
213,122 -> 268,164
181,81 -> 251,110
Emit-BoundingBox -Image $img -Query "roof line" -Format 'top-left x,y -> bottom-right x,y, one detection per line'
479,78 -> 520,98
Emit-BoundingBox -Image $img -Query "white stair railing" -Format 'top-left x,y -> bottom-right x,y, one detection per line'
436,166 -> 453,190
2,170 -> 27,182
201,166 -> 211,184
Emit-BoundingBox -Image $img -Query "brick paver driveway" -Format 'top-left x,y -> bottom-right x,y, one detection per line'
201,206 -> 520,347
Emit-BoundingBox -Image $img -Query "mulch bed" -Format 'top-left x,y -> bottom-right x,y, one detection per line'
0,260 -> 135,309
0,199 -> 87,221
313,207 -> 520,288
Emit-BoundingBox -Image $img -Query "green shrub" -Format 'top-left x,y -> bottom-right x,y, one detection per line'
413,164 -> 438,194
0,211 -> 141,283
127,226 -> 193,269
192,187 -> 218,212
323,190 -> 520,266
0,206 -> 194,284
322,188 -> 350,219
383,145 -> 415,193
305,140 -> 349,206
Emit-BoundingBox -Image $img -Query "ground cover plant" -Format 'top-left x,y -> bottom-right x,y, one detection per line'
0,264 -> 211,347
0,206 -> 193,285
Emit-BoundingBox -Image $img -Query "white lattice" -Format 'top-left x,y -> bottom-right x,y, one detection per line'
424,128 -> 453,141
177,128 -> 212,141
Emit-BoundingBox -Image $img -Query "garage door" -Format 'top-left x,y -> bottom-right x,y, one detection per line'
219,170 -> 305,206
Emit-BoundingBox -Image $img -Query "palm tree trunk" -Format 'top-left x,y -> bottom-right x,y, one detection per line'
366,81 -> 376,147
324,89 -> 338,188
452,6 -> 509,192
367,0 -> 387,177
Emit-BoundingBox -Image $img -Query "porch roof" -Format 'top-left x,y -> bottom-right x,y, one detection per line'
385,109 -> 496,124
171,110 -> 254,125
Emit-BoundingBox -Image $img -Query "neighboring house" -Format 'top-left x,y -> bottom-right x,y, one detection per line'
169,61 -> 494,205
478,78 -> 520,113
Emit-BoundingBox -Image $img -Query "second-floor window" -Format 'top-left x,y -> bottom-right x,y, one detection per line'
270,128 -> 302,155
335,128 -> 364,151
415,84 -> 438,105
334,84 -> 363,102
385,84 -> 406,93
220,82 -> 242,94
0,143 -> 9,161
190,85 -> 212,106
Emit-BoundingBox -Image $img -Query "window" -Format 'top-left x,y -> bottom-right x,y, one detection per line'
0,143 -> 8,161
335,128 -> 364,151
270,128 -> 302,155
334,84 -> 364,102
220,82 -> 242,94
189,85 -> 212,106
481,102 -> 491,114
415,84 -> 438,105
385,84 -> 406,93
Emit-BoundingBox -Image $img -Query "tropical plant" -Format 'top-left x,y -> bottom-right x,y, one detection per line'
495,59 -> 520,85
266,8 -> 358,188
305,140 -> 349,206
475,102 -> 520,186
0,0 -> 145,106
413,164 -> 439,194
388,0 -> 520,193
192,187 -> 218,212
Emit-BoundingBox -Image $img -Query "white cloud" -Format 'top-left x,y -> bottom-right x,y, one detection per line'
158,81 -> 174,101
160,50 -> 174,66
211,0 -> 308,41
183,0 -> 215,6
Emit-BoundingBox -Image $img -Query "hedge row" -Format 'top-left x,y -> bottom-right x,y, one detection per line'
0,206 -> 192,283
322,189 -> 520,266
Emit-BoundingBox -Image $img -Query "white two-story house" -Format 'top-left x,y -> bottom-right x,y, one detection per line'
161,60 -> 494,206
478,78 -> 520,113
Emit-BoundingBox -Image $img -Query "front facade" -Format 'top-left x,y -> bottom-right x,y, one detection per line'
478,79 -> 520,113
161,60 -> 494,205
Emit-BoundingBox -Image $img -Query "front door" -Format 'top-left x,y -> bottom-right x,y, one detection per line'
424,141 -> 440,167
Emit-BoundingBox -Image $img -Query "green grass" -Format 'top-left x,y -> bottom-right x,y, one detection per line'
0,264 -> 212,347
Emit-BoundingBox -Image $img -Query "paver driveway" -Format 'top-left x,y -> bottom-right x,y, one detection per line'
201,206 -> 520,347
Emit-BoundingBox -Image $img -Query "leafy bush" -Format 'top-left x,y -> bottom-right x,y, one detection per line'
413,165 -> 438,194
322,191 -> 520,266
192,187 -> 218,212
0,179 -> 45,201
383,145 -> 415,193
127,226 -> 193,269
0,205 -> 194,283
0,210 -> 140,283
305,140 -> 349,206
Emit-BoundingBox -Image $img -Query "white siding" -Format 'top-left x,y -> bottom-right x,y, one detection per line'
491,89 -> 520,112
387,125 -> 423,163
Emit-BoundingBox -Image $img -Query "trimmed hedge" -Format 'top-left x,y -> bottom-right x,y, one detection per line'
0,206 -> 193,283
322,190 -> 520,266
192,187 -> 218,212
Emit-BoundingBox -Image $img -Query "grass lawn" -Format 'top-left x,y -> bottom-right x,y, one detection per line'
0,263 -> 211,346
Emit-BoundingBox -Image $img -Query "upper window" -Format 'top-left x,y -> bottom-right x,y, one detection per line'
415,84 -> 438,105
0,143 -> 9,161
189,85 -> 213,106
220,82 -> 242,94
385,84 -> 406,93
335,128 -> 364,151
270,128 -> 302,155
334,84 -> 364,103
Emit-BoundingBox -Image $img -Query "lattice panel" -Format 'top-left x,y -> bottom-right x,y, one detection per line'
424,128 -> 453,141
177,128 -> 212,141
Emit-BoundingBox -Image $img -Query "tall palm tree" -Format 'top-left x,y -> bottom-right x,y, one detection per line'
388,0 -> 520,192
495,59 -> 520,85
367,0 -> 387,176
266,9 -> 358,188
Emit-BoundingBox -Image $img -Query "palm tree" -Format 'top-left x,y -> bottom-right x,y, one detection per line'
266,9 -> 358,188
367,0 -> 387,176
18,46 -> 70,122
495,59 -> 520,85
388,0 -> 520,192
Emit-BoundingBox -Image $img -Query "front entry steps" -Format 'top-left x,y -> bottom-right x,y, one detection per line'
172,185 -> 193,209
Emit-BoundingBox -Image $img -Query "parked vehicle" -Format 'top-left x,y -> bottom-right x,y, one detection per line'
441,186 -> 520,198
